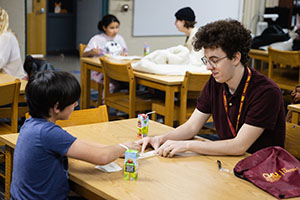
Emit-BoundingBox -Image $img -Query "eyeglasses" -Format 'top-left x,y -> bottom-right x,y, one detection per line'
201,56 -> 227,68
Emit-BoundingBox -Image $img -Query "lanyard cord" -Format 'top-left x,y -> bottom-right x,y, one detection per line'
223,67 -> 252,137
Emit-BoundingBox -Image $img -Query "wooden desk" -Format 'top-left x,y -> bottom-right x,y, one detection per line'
80,57 -> 184,126
0,119 -> 295,200
0,73 -> 28,118
288,104 -> 300,124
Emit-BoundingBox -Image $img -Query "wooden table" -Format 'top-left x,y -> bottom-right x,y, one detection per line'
1,119 -> 296,200
80,57 -> 184,126
288,104 -> 300,124
0,73 -> 28,117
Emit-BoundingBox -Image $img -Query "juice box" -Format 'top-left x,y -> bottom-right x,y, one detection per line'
137,114 -> 149,138
124,149 -> 139,181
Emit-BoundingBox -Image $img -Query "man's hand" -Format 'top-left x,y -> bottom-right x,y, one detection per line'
137,136 -> 163,153
157,140 -> 189,157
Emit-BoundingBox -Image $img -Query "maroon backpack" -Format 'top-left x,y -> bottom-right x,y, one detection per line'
234,146 -> 300,199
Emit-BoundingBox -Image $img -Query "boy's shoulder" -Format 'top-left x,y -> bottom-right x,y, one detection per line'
22,118 -> 57,133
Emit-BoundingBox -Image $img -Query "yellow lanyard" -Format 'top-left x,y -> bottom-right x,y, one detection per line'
222,67 -> 252,137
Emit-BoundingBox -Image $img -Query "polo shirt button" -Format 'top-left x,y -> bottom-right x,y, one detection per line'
229,103 -> 232,106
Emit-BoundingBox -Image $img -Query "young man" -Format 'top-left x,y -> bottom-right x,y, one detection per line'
138,19 -> 285,157
10,71 -> 140,200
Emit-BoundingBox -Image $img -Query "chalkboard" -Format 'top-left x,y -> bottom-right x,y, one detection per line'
133,0 -> 243,36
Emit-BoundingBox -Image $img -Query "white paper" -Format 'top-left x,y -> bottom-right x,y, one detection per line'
95,162 -> 122,172
139,150 -> 158,159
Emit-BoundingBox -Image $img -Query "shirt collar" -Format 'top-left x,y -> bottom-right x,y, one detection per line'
224,66 -> 249,97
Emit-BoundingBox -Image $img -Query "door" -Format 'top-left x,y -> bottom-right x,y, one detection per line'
27,0 -> 46,55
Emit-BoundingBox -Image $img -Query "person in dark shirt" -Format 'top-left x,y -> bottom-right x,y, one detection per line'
138,19 -> 285,156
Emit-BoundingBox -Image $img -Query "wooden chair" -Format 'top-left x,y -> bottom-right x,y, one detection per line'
285,122 -> 300,160
0,79 -> 21,134
79,43 -> 102,107
268,47 -> 300,91
100,56 -> 153,118
26,105 -> 109,127
152,71 -> 211,125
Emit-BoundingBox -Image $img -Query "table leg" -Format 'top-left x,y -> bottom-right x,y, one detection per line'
291,112 -> 299,125
80,60 -> 86,109
5,146 -> 13,200
80,62 -> 91,109
164,86 -> 176,126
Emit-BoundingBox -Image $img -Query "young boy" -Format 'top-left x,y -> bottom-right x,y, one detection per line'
10,71 -> 140,199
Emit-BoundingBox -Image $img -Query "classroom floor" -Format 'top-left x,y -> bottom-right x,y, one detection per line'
46,53 -> 81,81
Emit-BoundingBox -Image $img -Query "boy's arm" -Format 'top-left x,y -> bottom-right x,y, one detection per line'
66,139 -> 140,165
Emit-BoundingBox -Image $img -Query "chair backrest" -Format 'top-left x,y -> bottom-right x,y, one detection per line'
79,43 -> 87,57
100,56 -> 139,117
56,105 -> 108,127
0,79 -> 21,132
100,56 -> 135,97
268,47 -> 300,90
179,71 -> 210,124
26,105 -> 109,127
268,47 -> 300,67
100,56 -> 133,82
285,122 -> 300,160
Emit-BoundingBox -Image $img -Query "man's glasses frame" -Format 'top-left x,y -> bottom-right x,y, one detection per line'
201,56 -> 227,68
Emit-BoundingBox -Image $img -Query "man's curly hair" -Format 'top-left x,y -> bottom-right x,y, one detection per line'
193,19 -> 252,66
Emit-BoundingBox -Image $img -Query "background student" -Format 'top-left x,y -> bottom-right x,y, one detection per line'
0,7 -> 27,79
83,14 -> 128,93
10,71 -> 139,200
174,7 -> 198,52
174,6 -> 205,65
138,19 -> 285,157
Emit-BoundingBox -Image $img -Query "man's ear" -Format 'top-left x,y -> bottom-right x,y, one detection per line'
53,102 -> 60,114
232,52 -> 241,66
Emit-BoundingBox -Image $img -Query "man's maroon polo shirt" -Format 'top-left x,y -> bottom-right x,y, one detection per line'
197,67 -> 285,153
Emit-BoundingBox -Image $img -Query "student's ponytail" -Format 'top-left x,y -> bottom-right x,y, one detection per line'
97,20 -> 104,32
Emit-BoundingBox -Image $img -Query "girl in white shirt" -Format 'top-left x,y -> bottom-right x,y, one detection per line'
83,14 -> 127,91
0,8 -> 26,79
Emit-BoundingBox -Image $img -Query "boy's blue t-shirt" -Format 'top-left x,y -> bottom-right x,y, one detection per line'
10,117 -> 77,200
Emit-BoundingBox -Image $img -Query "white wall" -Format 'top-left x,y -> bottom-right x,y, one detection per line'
109,0 -> 279,56
0,0 -> 26,60
109,0 -> 184,56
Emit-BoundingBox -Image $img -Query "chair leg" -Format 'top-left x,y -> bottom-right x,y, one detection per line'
97,84 -> 103,106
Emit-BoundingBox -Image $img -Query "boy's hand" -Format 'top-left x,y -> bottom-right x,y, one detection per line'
122,141 -> 140,152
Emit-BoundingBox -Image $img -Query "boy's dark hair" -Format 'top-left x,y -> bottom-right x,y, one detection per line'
193,19 -> 252,66
183,21 -> 196,28
97,14 -> 120,32
26,70 -> 81,118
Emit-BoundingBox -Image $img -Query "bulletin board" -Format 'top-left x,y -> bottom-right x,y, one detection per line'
133,0 -> 243,36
